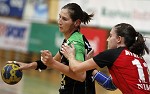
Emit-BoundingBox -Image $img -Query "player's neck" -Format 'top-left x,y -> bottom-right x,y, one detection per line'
117,44 -> 126,48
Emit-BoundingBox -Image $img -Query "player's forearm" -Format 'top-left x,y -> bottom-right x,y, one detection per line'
28,62 -> 38,69
68,57 -> 82,73
17,61 -> 37,70
92,71 -> 117,90
53,52 -> 61,62
51,60 -> 86,82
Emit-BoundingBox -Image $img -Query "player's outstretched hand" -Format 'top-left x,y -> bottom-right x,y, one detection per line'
41,50 -> 53,67
7,61 -> 30,70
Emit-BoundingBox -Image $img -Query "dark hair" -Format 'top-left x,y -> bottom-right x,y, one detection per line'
114,23 -> 149,56
62,3 -> 94,25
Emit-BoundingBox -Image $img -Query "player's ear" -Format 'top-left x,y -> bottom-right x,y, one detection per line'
74,19 -> 81,27
117,36 -> 123,43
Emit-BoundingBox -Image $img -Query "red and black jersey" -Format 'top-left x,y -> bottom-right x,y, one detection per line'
93,47 -> 150,94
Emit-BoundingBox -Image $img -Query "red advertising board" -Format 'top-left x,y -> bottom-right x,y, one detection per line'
81,27 -> 108,56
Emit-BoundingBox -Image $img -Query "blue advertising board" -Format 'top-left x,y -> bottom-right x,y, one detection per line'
0,0 -> 26,18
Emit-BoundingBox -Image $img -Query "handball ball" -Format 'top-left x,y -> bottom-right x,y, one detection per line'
1,63 -> 23,85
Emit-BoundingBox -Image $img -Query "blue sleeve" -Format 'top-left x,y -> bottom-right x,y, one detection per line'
92,71 -> 117,90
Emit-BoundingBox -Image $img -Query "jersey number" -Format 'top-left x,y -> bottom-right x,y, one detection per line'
132,59 -> 150,82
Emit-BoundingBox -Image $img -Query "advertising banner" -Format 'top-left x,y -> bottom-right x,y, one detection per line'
0,0 -> 26,18
81,27 -> 108,55
28,23 -> 63,55
0,17 -> 30,52
23,0 -> 49,23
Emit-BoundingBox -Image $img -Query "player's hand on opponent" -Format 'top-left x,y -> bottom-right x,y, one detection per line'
41,50 -> 53,67
85,49 -> 94,60
61,43 -> 94,60
60,43 -> 75,60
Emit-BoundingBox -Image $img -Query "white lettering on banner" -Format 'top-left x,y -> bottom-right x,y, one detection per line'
0,3 -> 10,15
10,0 -> 24,9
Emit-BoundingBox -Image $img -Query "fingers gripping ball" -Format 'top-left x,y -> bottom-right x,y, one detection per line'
1,63 -> 23,85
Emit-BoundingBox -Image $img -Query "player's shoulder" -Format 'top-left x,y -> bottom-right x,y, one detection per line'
70,32 -> 83,40
105,47 -> 125,54
68,32 -> 84,44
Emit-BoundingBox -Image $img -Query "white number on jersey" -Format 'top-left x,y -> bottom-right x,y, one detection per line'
132,59 -> 150,82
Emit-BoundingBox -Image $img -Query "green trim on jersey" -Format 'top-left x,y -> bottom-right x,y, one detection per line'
67,32 -> 85,61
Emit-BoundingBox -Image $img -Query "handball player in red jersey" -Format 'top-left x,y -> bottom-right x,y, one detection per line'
47,23 -> 150,94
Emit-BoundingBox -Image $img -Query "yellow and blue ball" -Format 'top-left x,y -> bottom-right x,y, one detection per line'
1,63 -> 23,85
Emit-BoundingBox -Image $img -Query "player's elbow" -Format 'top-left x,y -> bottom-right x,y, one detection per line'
78,77 -> 85,82
71,66 -> 80,73
80,78 -> 85,82
76,72 -> 86,82
80,73 -> 86,82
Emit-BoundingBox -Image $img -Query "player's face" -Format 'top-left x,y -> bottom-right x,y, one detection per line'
58,9 -> 75,34
107,28 -> 118,49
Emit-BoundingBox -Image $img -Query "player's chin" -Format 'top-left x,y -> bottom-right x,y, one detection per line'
59,27 -> 63,32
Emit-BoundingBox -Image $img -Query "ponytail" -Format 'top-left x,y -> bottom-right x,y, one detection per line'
129,32 -> 149,56
82,11 -> 94,25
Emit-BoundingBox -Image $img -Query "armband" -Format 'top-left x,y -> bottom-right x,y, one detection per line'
35,60 -> 47,70
93,71 -> 117,90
